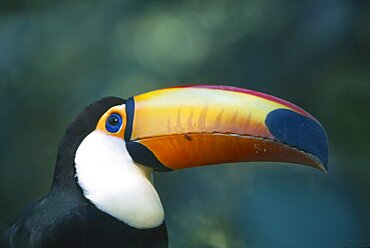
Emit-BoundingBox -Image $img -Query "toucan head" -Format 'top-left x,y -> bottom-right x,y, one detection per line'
61,85 -> 328,230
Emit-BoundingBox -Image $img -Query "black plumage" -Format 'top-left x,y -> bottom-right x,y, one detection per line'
1,97 -> 168,248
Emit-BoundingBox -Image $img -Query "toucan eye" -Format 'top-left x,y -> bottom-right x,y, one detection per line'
105,113 -> 122,133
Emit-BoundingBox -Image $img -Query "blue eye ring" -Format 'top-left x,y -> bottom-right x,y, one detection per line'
105,113 -> 122,133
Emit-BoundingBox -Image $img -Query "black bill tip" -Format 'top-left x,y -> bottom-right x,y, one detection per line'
266,109 -> 329,170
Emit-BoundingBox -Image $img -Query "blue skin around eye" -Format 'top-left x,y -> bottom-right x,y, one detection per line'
265,109 -> 329,169
105,113 -> 122,133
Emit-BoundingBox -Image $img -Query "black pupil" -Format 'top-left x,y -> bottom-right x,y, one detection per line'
108,116 -> 119,126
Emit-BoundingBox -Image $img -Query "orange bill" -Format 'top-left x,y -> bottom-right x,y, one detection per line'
123,85 -> 328,172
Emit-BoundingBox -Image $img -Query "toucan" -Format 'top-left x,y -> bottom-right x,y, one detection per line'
1,85 -> 328,248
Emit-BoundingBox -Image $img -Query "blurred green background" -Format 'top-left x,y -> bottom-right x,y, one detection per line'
1,0 -> 369,247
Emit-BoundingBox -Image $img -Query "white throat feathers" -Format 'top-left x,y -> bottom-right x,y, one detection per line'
75,130 -> 164,229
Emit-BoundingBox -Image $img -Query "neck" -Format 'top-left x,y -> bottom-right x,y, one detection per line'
74,130 -> 164,229
51,132 -> 85,194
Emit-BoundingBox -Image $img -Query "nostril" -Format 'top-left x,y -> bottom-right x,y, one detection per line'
265,109 -> 329,169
